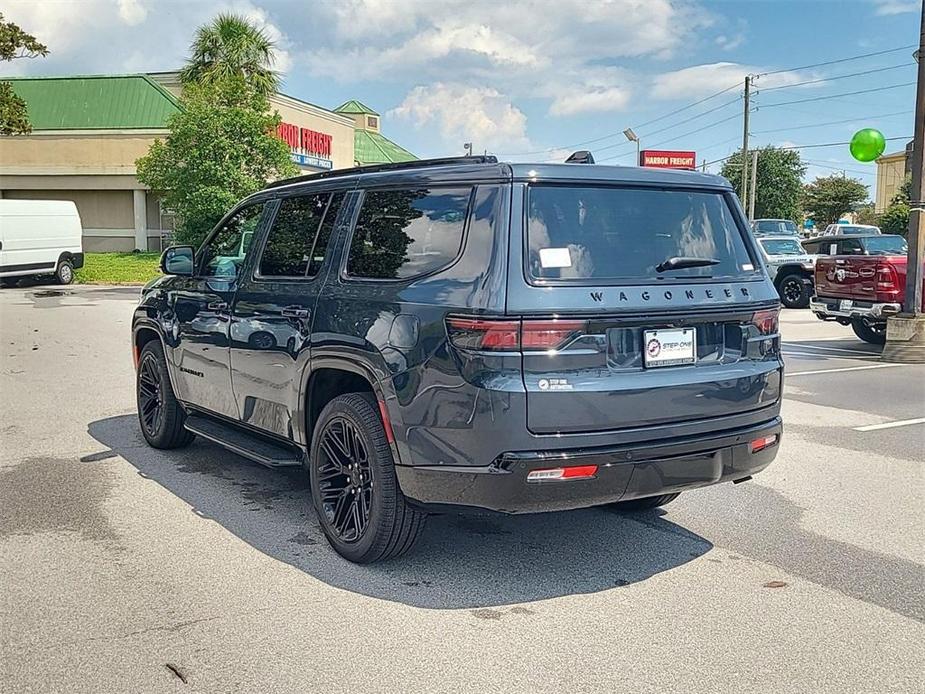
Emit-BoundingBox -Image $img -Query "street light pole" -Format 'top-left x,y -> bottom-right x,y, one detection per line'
883,3 -> 925,363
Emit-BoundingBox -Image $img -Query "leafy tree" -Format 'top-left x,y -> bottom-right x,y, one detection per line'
180,13 -> 278,98
879,174 -> 911,237
136,79 -> 297,247
802,175 -> 869,226
720,146 -> 805,222
0,12 -> 49,135
855,203 -> 879,226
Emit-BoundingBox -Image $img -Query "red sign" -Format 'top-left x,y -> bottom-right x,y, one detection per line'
277,122 -> 332,159
640,150 -> 696,170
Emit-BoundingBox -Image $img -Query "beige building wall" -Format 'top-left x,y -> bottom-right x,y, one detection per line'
875,152 -> 907,213
0,132 -> 161,175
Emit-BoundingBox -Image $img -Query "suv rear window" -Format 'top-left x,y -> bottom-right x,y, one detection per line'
863,235 -> 907,255
527,185 -> 755,282
347,188 -> 472,280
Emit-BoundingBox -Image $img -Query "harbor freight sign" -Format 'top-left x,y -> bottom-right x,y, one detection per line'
640,150 -> 697,169
277,122 -> 333,170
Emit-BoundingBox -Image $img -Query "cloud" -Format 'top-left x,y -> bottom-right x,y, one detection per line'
549,87 -> 631,117
872,0 -> 920,15
714,33 -> 745,51
1,0 -> 294,76
651,63 -> 811,100
117,0 -> 147,26
390,83 -> 531,153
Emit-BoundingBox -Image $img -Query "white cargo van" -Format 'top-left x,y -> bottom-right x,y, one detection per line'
0,200 -> 84,286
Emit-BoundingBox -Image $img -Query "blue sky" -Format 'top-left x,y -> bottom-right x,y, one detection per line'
4,0 -> 919,195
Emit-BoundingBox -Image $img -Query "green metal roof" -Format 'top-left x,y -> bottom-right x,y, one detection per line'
334,99 -> 379,116
354,129 -> 417,165
3,75 -> 181,130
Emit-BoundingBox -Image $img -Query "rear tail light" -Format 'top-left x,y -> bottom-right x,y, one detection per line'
750,308 -> 780,336
876,263 -> 900,291
749,434 -> 778,453
446,317 -> 586,352
527,464 -> 598,482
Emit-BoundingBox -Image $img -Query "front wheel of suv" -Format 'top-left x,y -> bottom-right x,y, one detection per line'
608,493 -> 680,512
309,393 -> 425,563
136,340 -> 195,449
777,273 -> 810,309
851,318 -> 886,345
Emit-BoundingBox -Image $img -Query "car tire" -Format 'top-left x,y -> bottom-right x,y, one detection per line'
55,259 -> 75,285
851,318 -> 886,345
136,340 -> 195,449
777,273 -> 810,309
309,392 -> 425,564
609,493 -> 680,512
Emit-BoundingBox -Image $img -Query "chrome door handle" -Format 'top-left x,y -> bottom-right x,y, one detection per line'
207,301 -> 228,311
281,306 -> 310,319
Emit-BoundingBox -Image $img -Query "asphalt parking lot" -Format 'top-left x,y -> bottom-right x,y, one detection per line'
1,285 -> 923,694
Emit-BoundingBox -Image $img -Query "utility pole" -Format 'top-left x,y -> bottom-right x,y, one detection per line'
748,149 -> 759,221
741,75 -> 751,211
883,3 -> 925,363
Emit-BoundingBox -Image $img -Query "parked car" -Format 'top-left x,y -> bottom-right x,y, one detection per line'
752,219 -> 800,237
810,234 -> 912,344
756,235 -> 816,308
821,223 -> 881,236
133,156 -> 784,563
0,199 -> 84,286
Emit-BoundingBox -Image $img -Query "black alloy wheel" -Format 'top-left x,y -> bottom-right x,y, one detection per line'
309,393 -> 425,563
138,352 -> 165,438
851,317 -> 887,345
136,340 -> 194,449
778,273 -> 810,309
316,416 -> 373,542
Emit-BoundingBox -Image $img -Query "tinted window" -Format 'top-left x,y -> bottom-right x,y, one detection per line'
527,186 -> 755,282
760,239 -> 803,255
346,188 -> 471,280
863,235 -> 907,255
259,195 -> 329,276
840,225 -> 880,235
839,238 -> 863,255
308,192 -> 344,276
754,220 -> 798,235
202,203 -> 264,278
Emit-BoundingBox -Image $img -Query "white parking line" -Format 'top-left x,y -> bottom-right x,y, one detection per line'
782,343 -> 875,356
854,418 -> 925,432
787,363 -> 914,377
783,350 -> 872,360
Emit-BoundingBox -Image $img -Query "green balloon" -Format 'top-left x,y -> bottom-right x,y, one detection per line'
850,128 -> 886,162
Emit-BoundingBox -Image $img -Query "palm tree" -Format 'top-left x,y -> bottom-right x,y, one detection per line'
180,13 -> 279,97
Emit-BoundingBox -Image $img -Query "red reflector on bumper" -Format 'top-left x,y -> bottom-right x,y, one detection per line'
749,434 -> 778,453
527,464 -> 598,482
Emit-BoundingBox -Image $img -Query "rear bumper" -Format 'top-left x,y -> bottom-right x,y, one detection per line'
396,417 -> 782,514
810,296 -> 900,321
71,252 -> 85,269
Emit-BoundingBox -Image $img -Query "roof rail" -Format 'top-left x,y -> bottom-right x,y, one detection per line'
265,155 -> 500,189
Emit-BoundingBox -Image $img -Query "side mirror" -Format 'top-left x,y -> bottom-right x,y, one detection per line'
161,245 -> 194,276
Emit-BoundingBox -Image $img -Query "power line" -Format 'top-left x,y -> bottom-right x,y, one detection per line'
700,135 -> 911,170
599,111 -> 743,162
759,81 -> 915,108
757,63 -> 913,92
803,159 -> 877,177
757,44 -> 917,77
751,110 -> 913,134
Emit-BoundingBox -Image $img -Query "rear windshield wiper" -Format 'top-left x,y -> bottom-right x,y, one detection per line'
655,256 -> 721,273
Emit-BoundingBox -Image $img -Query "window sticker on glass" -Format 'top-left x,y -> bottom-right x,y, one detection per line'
742,263 -> 754,271
539,247 -> 572,268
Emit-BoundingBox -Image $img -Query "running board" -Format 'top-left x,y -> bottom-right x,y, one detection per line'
184,415 -> 303,468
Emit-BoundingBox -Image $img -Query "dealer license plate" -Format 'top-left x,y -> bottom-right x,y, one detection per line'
643,328 -> 696,368
839,299 -> 853,312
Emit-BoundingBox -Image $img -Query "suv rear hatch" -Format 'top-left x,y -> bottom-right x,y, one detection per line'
506,182 -> 782,435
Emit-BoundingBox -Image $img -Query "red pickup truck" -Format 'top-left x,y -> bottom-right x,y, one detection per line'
810,234 -> 920,344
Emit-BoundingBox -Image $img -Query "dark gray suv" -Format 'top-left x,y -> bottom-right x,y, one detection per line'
133,156 -> 783,563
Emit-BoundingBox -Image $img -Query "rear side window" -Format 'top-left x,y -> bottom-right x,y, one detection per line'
346,188 -> 471,280
259,192 -> 343,277
527,185 -> 756,282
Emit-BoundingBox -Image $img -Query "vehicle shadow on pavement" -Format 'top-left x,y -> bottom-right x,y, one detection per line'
88,414 -> 713,609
